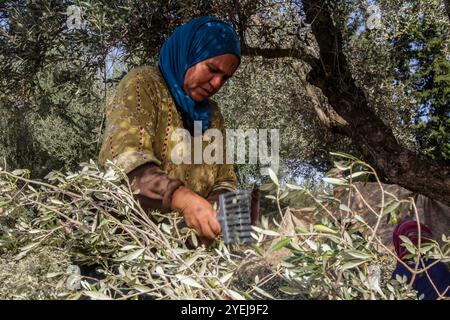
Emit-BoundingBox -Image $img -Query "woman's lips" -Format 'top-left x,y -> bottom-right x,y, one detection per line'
198,87 -> 211,97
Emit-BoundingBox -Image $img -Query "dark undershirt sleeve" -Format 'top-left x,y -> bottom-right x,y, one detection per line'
127,162 -> 184,213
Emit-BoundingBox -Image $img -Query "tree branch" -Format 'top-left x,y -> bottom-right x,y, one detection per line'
241,44 -> 319,68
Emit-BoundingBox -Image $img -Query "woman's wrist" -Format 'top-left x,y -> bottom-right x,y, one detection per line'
170,186 -> 191,212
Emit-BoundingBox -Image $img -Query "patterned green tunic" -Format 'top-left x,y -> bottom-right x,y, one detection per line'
98,66 -> 237,198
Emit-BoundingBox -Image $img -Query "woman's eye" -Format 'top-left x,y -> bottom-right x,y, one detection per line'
209,66 -> 218,73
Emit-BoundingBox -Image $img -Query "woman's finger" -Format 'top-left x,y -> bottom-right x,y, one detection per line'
199,218 -> 216,240
209,216 -> 221,236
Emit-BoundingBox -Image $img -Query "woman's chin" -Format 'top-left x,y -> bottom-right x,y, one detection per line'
191,93 -> 207,102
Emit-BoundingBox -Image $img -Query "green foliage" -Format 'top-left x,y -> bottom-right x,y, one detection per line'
391,0 -> 450,162
0,161 -> 267,299
0,0 -> 107,177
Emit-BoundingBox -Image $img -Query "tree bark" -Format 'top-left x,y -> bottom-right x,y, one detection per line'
299,0 -> 450,206
291,61 -> 349,134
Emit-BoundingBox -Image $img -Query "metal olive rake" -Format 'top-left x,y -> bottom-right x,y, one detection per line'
217,190 -> 255,244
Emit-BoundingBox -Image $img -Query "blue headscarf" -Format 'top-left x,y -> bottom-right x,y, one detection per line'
159,16 -> 241,133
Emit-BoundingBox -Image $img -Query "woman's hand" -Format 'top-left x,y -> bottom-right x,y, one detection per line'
171,186 -> 221,244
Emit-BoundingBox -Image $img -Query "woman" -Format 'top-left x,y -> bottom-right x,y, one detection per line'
98,16 -> 241,245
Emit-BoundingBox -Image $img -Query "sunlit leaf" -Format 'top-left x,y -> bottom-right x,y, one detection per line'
341,260 -> 366,270
268,168 -> 279,186
177,275 -> 203,289
116,248 -> 145,262
322,177 -> 348,186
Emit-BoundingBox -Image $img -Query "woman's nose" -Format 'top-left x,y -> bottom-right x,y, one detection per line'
210,75 -> 225,91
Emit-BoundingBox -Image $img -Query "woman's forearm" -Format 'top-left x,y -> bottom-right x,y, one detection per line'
127,162 -> 183,212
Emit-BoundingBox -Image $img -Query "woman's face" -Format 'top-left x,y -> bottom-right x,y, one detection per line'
183,53 -> 239,102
